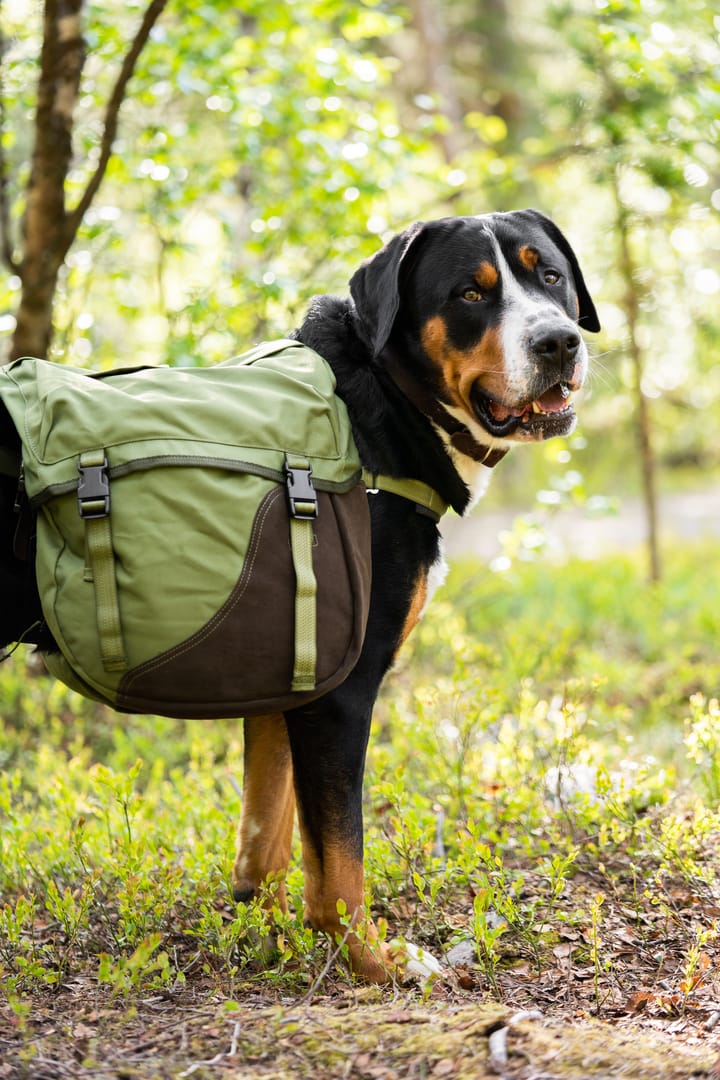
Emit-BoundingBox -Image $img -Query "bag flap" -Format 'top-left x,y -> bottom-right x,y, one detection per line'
0,342 -> 360,502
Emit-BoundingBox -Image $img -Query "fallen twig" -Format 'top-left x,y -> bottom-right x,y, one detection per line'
177,1020 -> 241,1078
488,1009 -> 544,1076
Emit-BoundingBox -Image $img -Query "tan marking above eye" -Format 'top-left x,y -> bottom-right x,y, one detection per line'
421,314 -> 449,358
474,260 -> 499,291
519,245 -> 540,271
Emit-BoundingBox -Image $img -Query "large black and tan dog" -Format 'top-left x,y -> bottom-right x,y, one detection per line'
232,209 -> 599,981
0,209 -> 599,983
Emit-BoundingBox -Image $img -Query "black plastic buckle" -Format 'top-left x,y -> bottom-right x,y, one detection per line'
77,457 -> 111,519
285,461 -> 318,520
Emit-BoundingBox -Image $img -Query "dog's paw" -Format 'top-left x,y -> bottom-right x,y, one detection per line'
387,938 -> 444,984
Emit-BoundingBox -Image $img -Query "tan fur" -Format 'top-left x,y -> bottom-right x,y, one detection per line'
297,812 -> 392,981
519,244 -> 539,270
395,571 -> 428,657
475,260 -> 499,290
420,316 -> 509,416
232,715 -> 295,910
235,715 -> 396,981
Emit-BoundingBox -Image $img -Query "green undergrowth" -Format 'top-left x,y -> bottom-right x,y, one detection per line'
1,541 -> 719,1015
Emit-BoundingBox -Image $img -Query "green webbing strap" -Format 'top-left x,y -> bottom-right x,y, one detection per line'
78,450 -> 127,673
361,470 -> 449,521
286,454 -> 318,693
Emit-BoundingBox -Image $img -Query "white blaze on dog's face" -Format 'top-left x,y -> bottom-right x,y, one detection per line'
386,210 -> 600,454
489,231 -> 589,407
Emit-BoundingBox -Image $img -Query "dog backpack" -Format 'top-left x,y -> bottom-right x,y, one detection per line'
0,341 -> 373,718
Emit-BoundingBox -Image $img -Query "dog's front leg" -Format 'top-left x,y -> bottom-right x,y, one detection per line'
284,688 -> 397,983
232,714 -> 295,911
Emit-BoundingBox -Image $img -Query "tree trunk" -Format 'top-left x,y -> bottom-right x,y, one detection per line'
11,0 -> 85,360
612,171 -> 662,582
467,0 -> 525,132
408,0 -> 464,162
2,0 -> 170,362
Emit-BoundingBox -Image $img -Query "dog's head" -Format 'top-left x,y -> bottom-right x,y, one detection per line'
350,209 -> 600,447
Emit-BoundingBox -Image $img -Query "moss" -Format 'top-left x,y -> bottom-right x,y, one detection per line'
204,1004 -> 717,1080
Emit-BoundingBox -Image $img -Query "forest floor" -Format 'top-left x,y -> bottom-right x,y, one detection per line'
4,972 -> 720,1080
2,518 -> 720,1078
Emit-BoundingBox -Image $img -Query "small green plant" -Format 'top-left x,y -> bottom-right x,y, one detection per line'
679,923 -> 716,1010
470,879 -> 508,996
684,694 -> 720,806
44,878 -> 94,982
97,933 -> 174,998
0,895 -> 62,992
588,892 -> 611,1014
410,867 -> 447,951
655,803 -> 718,883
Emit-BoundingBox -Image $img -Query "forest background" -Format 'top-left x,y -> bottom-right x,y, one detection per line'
2,0 -> 719,567
1,2 -> 720,1078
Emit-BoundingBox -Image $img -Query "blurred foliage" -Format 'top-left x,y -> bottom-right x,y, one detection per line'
0,0 -> 718,500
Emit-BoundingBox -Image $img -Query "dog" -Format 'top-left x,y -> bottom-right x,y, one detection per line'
0,209 -> 599,983
231,209 -> 599,981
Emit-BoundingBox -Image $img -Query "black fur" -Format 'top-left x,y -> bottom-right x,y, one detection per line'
0,404 -> 52,652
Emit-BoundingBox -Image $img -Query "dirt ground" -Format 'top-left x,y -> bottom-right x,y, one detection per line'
3,982 -> 720,1079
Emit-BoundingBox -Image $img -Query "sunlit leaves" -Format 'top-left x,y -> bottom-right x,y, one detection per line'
0,0 -> 449,365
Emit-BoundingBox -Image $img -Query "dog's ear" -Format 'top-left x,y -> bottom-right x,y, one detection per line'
522,209 -> 601,333
349,222 -> 426,357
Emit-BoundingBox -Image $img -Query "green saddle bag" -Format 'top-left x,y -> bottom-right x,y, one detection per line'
0,341 -> 372,718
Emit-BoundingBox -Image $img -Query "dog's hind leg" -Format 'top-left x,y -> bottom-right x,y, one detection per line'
232,714 -> 295,911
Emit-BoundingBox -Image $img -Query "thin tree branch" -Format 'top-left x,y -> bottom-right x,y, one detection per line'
62,0 -> 169,252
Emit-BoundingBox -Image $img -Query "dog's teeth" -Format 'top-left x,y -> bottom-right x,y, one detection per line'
560,384 -> 570,399
531,401 -> 542,414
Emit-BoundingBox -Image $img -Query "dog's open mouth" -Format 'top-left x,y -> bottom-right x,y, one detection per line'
471,383 -> 576,440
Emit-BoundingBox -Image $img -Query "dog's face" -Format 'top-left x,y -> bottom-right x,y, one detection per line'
350,209 -> 600,447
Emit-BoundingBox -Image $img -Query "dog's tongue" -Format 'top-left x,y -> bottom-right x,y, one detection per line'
486,384 -> 570,422
535,385 -> 570,414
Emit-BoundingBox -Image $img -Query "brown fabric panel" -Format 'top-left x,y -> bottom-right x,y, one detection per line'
116,484 -> 371,718
333,482 -> 371,644
315,483 -> 371,682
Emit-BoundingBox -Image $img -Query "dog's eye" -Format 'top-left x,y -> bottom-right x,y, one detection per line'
544,269 -> 562,285
462,288 -> 483,302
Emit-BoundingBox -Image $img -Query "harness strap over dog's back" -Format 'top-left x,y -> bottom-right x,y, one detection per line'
362,470 -> 448,522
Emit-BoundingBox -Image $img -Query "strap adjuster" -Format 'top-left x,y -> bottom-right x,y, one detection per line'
285,458 -> 318,520
78,455 -> 111,519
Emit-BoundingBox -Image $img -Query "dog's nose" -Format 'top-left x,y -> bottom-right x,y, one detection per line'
530,327 -> 581,371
